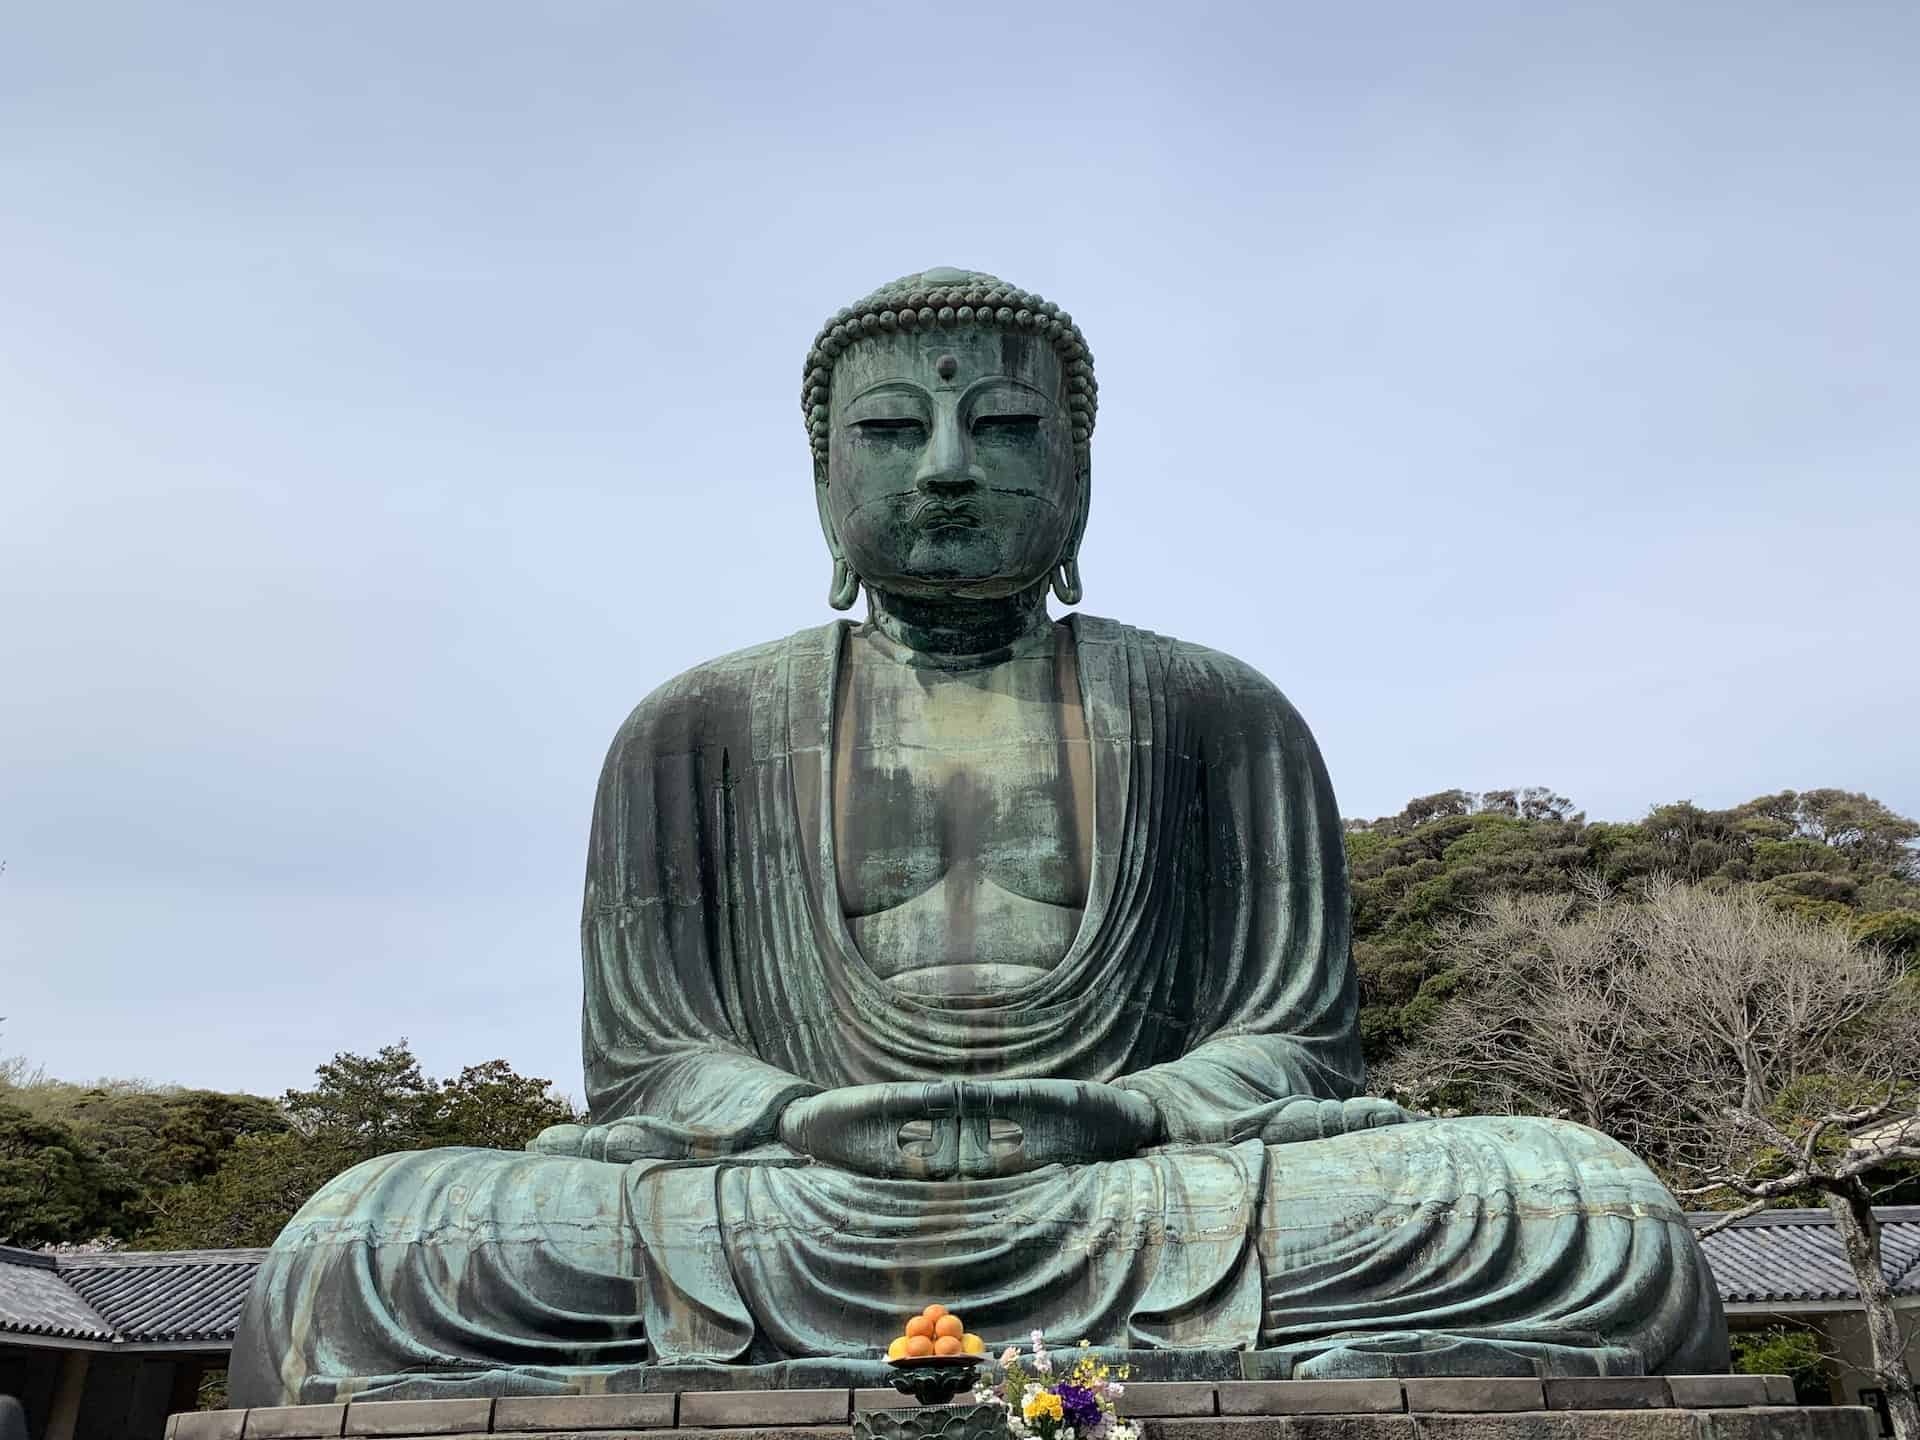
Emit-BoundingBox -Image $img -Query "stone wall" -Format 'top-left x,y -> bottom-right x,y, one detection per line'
169,1375 -> 1874,1440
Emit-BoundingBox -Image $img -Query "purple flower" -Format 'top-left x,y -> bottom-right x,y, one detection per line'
1055,1383 -> 1103,1435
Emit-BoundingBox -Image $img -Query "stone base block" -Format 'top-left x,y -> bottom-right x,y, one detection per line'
169,1380 -> 1872,1440
854,1403 -> 1008,1440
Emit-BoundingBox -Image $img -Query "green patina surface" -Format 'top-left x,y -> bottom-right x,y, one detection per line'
227,270 -> 1728,1406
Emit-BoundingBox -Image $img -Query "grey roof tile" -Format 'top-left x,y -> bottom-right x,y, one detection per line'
60,1249 -> 268,1343
0,1247 -> 115,1340
0,1245 -> 265,1345
1692,1205 -> 1920,1304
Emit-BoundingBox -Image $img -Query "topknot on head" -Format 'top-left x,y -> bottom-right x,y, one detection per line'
801,266 -> 1098,476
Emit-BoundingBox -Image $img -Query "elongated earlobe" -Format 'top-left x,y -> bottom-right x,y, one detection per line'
1051,558 -> 1083,606
829,558 -> 861,611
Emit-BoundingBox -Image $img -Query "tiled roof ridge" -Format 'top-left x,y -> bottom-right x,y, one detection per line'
3,1248 -> 267,1344
1689,1205 -> 1920,1229
55,1248 -> 271,1270
0,1266 -> 116,1341
1693,1207 -> 1920,1304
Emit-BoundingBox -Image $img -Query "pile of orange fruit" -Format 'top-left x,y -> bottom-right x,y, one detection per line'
885,1303 -> 986,1360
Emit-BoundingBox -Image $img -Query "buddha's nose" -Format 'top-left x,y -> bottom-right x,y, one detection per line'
914,408 -> 978,496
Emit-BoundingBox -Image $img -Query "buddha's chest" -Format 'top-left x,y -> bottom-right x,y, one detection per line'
829,632 -> 1093,991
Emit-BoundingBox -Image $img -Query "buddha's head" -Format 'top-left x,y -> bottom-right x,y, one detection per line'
802,267 -> 1098,610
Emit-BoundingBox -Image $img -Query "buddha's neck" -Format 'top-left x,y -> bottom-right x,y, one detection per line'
864,583 -> 1053,667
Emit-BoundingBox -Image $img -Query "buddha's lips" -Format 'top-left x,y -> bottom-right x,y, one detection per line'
910,499 -> 981,529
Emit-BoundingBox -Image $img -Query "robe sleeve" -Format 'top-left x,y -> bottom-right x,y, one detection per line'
1115,646 -> 1367,1142
578,677 -> 819,1156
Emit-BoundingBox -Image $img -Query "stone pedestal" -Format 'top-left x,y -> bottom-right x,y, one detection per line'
853,1402 -> 1008,1440
169,1377 -> 1873,1440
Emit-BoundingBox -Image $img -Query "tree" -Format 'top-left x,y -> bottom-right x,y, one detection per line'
1385,882 -> 1920,1440
1373,880 -> 1659,1143
0,1072 -> 291,1239
433,1059 -> 581,1151
1642,891 -> 1920,1440
135,1130 -> 354,1250
1730,1326 -> 1832,1404
0,1099 -> 122,1246
1345,786 -> 1920,1065
0,1017 -> 48,1092
1854,909 -> 1920,962
60,1088 -> 289,1236
276,1042 -> 579,1152
134,1041 -> 578,1251
281,1042 -> 438,1148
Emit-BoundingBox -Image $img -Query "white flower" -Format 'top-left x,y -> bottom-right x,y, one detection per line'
1001,1346 -> 1020,1366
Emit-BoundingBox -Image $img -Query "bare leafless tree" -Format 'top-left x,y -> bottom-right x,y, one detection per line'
1377,879 -> 1661,1140
1384,880 -> 1920,1440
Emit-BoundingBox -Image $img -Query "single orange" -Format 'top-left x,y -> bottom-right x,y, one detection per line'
905,1315 -> 935,1340
905,1334 -> 934,1358
887,1337 -> 910,1360
962,1333 -> 985,1355
922,1303 -> 949,1322
934,1315 -> 964,1340
934,1335 -> 962,1356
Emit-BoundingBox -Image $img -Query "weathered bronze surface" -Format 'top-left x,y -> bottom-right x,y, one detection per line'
228,268 -> 1728,1405
883,1360 -> 983,1407
855,1402 -> 1007,1440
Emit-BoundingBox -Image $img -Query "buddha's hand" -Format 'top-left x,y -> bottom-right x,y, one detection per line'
777,1079 -> 1160,1180
525,1119 -> 700,1163
1252,1096 -> 1421,1146
527,1123 -> 591,1156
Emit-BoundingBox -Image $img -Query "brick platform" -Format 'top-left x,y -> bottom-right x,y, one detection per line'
169,1376 -> 1874,1440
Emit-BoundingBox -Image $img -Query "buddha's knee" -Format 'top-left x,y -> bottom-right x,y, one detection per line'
1420,1113 -> 1683,1209
274,1145 -> 636,1255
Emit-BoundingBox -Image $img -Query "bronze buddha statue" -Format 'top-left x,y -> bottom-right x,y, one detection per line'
230,268 -> 1725,1404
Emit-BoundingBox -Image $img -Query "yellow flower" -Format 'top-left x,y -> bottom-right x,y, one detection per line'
1023,1393 -> 1064,1422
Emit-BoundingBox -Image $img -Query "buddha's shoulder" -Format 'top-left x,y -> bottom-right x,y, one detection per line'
1079,616 -> 1317,739
604,624 -> 840,753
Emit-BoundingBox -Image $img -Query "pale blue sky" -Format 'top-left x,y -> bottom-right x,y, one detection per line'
3,2 -> 1915,1099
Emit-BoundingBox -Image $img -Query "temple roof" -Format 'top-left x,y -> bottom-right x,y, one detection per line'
0,1245 -> 267,1348
1691,1206 -> 1920,1305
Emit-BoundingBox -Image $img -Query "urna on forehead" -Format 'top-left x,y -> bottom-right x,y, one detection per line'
800,265 -> 1098,470
826,325 -> 1061,394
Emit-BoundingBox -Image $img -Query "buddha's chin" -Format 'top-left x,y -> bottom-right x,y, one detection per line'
902,530 -> 1007,579
881,537 -> 1056,597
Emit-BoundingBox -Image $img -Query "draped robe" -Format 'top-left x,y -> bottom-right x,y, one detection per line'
228,617 -> 1726,1405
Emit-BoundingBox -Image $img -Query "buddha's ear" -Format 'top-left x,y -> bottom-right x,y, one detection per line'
1052,448 -> 1091,606
814,466 -> 861,611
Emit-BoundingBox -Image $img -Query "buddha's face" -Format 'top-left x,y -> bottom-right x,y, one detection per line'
824,328 -> 1077,600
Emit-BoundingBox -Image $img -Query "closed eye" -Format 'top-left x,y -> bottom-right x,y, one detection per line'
971,414 -> 1042,443
852,418 -> 927,444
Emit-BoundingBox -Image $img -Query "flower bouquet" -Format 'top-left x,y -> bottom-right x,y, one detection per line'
974,1333 -> 1135,1440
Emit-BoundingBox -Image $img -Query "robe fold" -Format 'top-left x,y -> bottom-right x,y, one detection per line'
579,615 -> 1364,1145
229,617 -> 1726,1406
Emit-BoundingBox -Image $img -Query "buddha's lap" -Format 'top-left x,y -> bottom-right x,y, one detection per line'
279,1113 -> 1685,1270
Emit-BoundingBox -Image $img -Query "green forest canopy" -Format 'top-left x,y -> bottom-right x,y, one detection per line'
2,785 -> 1914,1253
1346,786 -> 1920,1060
0,1041 -> 579,1250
